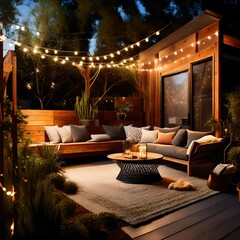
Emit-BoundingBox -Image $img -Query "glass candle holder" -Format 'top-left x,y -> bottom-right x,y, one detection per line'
123,140 -> 132,157
138,143 -> 147,159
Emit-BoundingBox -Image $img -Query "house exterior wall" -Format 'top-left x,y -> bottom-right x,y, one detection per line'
139,19 -> 221,131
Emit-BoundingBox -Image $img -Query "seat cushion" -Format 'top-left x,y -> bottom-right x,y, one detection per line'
147,143 -> 188,160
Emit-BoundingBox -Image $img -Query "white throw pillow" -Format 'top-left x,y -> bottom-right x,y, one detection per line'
44,125 -> 61,143
57,125 -> 73,143
186,135 -> 222,155
124,125 -> 142,143
88,134 -> 111,142
140,129 -> 158,143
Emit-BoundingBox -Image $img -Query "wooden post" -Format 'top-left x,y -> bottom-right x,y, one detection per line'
0,26 -> 5,239
12,55 -> 17,168
12,54 -> 18,236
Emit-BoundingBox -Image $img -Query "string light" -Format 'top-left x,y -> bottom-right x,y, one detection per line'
139,31 -> 219,72
3,22 -> 218,71
7,21 -> 172,61
0,182 -> 16,198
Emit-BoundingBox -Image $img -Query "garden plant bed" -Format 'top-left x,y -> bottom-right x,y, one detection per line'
63,193 -> 132,240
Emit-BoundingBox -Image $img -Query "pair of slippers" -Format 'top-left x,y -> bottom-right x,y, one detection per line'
168,180 -> 194,191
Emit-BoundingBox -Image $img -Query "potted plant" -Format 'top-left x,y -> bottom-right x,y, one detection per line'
117,101 -> 134,120
225,90 -> 240,189
75,91 -> 99,127
225,90 -> 240,140
227,146 -> 240,184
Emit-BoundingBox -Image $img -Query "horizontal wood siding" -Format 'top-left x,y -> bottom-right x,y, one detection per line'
53,110 -> 79,126
22,107 -> 144,143
139,20 -> 220,128
22,110 -> 54,142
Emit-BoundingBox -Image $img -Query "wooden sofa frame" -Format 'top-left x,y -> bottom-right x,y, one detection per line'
22,109 -> 124,159
30,140 -> 124,159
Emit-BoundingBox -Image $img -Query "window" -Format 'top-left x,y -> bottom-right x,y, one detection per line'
162,71 -> 189,127
192,59 -> 212,131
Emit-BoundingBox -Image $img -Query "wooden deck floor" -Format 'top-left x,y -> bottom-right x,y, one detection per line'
123,193 -> 240,240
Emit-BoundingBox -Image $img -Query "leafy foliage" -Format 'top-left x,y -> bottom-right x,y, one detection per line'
63,180 -> 79,195
118,101 -> 134,113
227,146 -> 240,170
3,97 -> 28,141
225,90 -> 240,139
0,0 -> 23,31
75,91 -> 98,120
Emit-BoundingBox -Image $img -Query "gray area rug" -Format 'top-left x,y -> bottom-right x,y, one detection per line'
64,161 -> 218,226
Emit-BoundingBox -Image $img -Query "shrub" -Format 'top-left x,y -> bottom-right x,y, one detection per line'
57,198 -> 77,217
60,218 -> 89,240
63,180 -> 79,194
98,212 -> 118,229
47,173 -> 66,190
228,146 -> 240,171
78,213 -> 108,240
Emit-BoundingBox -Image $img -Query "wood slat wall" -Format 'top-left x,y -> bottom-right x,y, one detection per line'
22,110 -> 79,143
139,21 -> 220,128
22,108 -> 144,143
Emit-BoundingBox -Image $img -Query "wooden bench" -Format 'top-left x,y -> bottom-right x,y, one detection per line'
22,110 -> 124,159
30,141 -> 124,159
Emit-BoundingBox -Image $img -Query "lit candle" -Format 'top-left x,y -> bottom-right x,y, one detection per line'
138,144 -> 147,159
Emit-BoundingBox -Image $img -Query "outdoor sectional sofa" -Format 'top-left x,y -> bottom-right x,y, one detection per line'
123,125 -> 228,176
30,124 -> 228,177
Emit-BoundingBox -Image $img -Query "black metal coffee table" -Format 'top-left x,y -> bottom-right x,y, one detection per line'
107,152 -> 164,184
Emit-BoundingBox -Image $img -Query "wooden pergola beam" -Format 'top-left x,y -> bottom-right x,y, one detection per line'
0,28 -> 5,239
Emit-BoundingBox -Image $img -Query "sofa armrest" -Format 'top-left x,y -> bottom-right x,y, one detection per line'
188,141 -> 228,162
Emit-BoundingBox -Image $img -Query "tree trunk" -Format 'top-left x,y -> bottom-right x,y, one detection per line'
85,66 -> 91,97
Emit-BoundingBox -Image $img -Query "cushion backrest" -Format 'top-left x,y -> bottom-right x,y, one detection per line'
172,129 -> 187,146
186,129 -> 212,147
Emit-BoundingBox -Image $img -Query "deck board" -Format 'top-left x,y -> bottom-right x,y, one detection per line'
123,193 -> 240,240
222,226 -> 240,239
164,198 -> 240,240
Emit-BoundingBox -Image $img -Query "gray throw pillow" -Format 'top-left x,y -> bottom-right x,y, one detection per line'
172,129 -> 187,147
186,129 -> 211,147
102,124 -> 126,140
154,125 -> 181,133
70,125 -> 91,142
